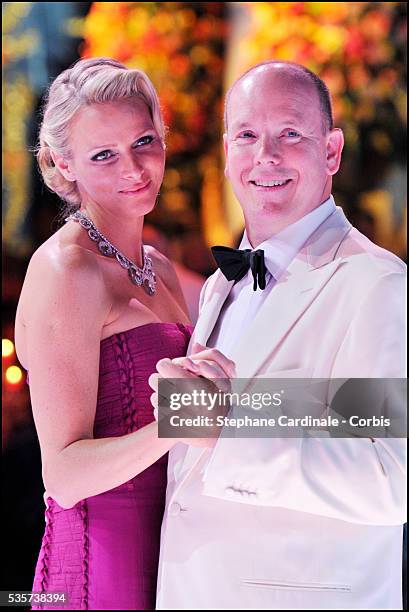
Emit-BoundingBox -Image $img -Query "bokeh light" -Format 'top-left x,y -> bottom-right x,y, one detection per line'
2,338 -> 15,358
5,364 -> 23,385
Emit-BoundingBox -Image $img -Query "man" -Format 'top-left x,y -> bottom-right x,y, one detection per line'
154,61 -> 406,610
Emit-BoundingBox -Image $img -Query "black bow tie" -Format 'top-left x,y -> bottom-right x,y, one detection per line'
211,246 -> 267,291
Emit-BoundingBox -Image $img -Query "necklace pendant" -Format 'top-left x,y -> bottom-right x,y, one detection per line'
128,266 -> 143,286
144,279 -> 155,296
127,262 -> 157,295
146,271 -> 156,295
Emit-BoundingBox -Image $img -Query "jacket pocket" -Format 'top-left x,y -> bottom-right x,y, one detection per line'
241,578 -> 351,592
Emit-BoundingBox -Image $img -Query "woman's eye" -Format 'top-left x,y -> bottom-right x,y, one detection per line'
91,136 -> 155,160
134,135 -> 154,147
92,150 -> 114,161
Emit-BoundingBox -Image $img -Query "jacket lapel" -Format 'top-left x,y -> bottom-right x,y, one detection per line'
229,257 -> 345,379
189,269 -> 234,349
229,207 -> 352,379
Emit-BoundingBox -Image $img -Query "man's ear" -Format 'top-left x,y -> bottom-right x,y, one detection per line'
326,128 -> 344,176
50,151 -> 76,182
223,133 -> 229,179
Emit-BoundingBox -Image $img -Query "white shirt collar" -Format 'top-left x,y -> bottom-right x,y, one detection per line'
239,195 -> 336,279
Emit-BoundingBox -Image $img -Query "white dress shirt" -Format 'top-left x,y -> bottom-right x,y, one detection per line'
207,196 -> 336,357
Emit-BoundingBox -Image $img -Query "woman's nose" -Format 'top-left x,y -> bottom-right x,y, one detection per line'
120,154 -> 145,180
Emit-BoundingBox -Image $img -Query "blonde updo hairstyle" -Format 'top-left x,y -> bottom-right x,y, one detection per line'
37,57 -> 165,208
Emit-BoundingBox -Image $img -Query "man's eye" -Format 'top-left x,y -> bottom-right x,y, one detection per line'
134,135 -> 154,147
238,131 -> 255,139
92,150 -> 114,161
284,130 -> 301,138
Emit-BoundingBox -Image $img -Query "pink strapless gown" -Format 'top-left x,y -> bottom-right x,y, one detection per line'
30,322 -> 192,610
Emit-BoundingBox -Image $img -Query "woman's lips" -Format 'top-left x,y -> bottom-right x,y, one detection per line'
120,180 -> 151,195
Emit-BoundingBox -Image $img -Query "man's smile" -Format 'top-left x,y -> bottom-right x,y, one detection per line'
249,178 -> 293,189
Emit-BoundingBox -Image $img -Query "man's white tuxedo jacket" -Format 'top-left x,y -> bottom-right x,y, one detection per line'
157,207 -> 406,610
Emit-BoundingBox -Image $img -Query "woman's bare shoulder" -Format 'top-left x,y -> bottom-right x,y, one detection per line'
18,226 -> 110,326
25,223 -> 106,289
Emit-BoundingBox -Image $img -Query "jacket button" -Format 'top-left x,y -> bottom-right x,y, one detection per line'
169,501 -> 182,516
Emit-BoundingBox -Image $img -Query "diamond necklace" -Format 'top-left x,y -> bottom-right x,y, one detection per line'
65,209 -> 156,296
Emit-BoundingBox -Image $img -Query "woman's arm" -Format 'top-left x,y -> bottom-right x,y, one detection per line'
19,244 -> 175,510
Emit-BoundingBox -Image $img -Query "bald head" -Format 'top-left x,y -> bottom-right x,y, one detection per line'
224,61 -> 334,135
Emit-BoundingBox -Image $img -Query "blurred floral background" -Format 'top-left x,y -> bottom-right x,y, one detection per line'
2,1 -> 407,597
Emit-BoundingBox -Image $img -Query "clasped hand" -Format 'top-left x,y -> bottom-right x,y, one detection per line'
149,343 -> 236,448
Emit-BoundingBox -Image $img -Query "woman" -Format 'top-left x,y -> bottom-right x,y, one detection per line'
14,57 -> 230,610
